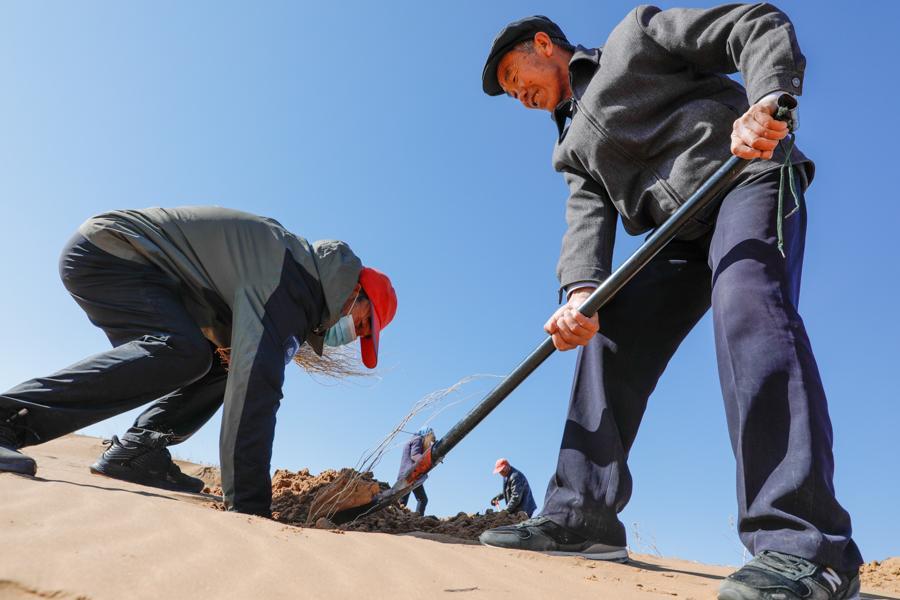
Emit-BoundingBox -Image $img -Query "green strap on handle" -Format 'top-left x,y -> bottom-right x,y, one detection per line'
774,99 -> 801,258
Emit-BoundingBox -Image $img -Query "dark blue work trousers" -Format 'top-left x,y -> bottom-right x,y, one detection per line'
541,168 -> 863,572
0,235 -> 223,447
400,484 -> 429,516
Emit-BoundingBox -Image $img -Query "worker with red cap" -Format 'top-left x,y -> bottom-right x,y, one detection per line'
490,458 -> 537,517
0,206 -> 397,517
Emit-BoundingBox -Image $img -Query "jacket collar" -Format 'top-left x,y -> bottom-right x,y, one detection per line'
553,45 -> 602,136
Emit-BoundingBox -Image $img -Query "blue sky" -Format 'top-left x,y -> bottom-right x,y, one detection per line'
0,1 -> 897,566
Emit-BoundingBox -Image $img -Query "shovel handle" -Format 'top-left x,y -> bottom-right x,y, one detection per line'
430,159 -> 750,466
335,97 -> 800,525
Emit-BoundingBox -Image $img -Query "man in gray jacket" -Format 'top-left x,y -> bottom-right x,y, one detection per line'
477,5 -> 861,600
0,206 -> 397,517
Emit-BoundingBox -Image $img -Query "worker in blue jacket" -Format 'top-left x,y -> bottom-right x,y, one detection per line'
490,458 -> 537,517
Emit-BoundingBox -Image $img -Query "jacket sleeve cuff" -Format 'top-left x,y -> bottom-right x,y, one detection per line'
557,267 -> 610,303
565,281 -> 599,300
748,70 -> 803,104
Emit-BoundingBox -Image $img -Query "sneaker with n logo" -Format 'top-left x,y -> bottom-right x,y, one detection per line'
478,516 -> 628,562
718,551 -> 860,600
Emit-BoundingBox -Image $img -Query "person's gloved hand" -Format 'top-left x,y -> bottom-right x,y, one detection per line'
544,288 -> 599,351
490,498 -> 500,507
730,93 -> 791,160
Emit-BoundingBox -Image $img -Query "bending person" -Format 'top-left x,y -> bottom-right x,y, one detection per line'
0,206 -> 397,517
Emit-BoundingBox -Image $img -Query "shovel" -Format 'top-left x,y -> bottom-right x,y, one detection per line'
329,95 -> 797,525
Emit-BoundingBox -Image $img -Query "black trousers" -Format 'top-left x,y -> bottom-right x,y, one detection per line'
0,234 -> 223,448
400,485 -> 428,516
541,169 -> 863,572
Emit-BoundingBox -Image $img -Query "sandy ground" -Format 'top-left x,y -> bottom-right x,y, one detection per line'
1,435 -> 896,600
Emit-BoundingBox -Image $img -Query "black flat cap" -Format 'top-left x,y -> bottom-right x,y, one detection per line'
482,15 -> 571,96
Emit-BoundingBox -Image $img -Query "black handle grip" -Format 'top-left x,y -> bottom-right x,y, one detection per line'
774,93 -> 798,131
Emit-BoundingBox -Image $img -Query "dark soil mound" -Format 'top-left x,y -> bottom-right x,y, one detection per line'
267,467 -> 528,541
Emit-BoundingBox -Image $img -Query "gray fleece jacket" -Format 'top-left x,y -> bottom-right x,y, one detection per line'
79,206 -> 361,514
552,3 -> 812,294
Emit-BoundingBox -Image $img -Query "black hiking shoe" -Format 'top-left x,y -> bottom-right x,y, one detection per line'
718,550 -> 860,600
90,430 -> 204,494
478,516 -> 629,561
0,410 -> 37,476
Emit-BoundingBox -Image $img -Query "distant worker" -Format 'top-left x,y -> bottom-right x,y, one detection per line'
0,206 -> 397,518
490,458 -> 537,517
398,427 -> 435,516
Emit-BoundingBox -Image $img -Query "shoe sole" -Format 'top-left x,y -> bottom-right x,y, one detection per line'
546,547 -> 629,562
720,591 -> 860,600
481,540 -> 629,562
90,460 -> 204,494
719,580 -> 860,600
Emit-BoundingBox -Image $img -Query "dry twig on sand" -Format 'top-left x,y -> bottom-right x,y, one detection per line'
303,375 -> 502,523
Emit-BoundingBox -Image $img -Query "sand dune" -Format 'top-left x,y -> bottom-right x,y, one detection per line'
1,435 -> 896,600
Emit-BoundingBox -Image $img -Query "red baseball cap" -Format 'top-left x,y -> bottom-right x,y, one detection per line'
358,267 -> 397,369
493,458 -> 510,474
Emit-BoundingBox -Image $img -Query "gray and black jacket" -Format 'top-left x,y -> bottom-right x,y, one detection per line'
80,206 -> 361,514
552,3 -> 812,294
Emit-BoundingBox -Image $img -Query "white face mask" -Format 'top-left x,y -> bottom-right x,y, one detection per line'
323,314 -> 358,347
323,290 -> 360,347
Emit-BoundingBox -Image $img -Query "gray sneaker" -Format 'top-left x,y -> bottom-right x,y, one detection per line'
479,516 -> 628,561
719,551 -> 860,600
0,410 -> 37,476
